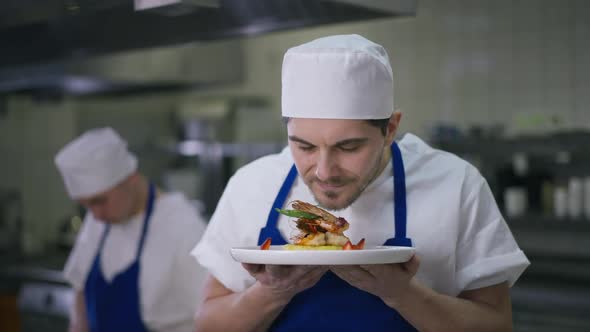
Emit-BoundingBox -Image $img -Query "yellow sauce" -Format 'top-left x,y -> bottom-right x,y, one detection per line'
283,244 -> 343,250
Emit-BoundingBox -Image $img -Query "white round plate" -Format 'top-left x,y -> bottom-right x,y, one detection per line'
230,245 -> 415,265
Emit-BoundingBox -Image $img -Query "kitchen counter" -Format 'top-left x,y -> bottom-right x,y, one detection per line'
511,255 -> 590,332
0,250 -> 71,332
0,251 -> 69,293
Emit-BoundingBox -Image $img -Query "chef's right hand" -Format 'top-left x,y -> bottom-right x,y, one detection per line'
242,263 -> 327,298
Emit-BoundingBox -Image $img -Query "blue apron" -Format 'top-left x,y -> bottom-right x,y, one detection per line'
84,183 -> 156,332
258,143 -> 416,331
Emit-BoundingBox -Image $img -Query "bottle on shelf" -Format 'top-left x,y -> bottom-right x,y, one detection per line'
553,178 -> 568,220
584,176 -> 590,220
568,177 -> 583,219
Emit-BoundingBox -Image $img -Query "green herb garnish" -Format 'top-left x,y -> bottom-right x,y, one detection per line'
275,208 -> 320,219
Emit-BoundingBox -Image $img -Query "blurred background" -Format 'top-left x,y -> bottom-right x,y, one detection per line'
0,0 -> 589,331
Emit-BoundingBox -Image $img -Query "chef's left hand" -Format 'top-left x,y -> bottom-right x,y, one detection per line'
330,254 -> 420,308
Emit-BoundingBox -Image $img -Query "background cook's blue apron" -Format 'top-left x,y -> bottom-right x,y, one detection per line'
258,143 -> 416,331
84,183 -> 156,332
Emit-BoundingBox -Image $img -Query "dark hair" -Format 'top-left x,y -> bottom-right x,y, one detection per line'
282,117 -> 389,136
365,118 -> 389,136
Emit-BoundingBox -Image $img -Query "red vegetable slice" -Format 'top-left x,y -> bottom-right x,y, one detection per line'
354,238 -> 365,250
260,237 -> 272,250
342,240 -> 353,250
343,238 -> 365,250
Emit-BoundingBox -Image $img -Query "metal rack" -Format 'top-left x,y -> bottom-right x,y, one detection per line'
432,130 -> 590,331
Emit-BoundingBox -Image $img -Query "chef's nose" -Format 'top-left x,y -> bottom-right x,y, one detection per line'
315,150 -> 335,181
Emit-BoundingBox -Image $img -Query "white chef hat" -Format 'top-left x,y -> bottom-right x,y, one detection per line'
281,34 -> 394,120
54,127 -> 138,199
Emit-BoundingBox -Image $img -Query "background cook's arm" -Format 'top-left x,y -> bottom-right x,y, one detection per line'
194,275 -> 290,332
68,290 -> 89,332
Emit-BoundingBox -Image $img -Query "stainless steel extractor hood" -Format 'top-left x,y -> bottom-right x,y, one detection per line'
0,0 -> 417,97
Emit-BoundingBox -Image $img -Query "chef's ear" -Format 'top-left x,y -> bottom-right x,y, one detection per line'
385,110 -> 402,144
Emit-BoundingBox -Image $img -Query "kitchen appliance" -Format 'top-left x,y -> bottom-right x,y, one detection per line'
165,98 -> 284,216
0,189 -> 22,252
17,282 -> 72,332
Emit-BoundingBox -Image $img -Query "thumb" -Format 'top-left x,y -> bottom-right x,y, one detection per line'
403,254 -> 420,276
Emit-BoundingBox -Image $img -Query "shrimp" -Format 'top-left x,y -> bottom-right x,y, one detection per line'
290,200 -> 349,233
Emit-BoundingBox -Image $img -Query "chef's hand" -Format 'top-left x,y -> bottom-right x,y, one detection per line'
242,263 -> 328,299
330,254 -> 420,308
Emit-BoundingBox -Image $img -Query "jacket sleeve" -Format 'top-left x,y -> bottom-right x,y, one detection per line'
455,166 -> 530,291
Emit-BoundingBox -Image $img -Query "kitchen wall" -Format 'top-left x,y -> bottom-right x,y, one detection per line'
2,0 -> 589,253
223,0 -> 590,138
0,97 -> 77,254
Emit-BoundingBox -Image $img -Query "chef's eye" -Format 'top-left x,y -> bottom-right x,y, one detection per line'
298,145 -> 315,152
339,144 -> 361,152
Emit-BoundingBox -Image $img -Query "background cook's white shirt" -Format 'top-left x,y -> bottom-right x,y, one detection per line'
64,192 -> 208,332
192,133 -> 530,296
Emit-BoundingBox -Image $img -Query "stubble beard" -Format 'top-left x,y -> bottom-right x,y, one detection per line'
308,147 -> 387,211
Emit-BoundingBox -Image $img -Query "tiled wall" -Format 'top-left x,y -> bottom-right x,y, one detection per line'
232,0 -> 590,138
0,97 -> 77,254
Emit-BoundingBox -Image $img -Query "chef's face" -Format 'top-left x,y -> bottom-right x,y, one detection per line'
287,114 -> 399,210
78,175 -> 139,224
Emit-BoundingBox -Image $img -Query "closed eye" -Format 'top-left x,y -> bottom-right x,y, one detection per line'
335,139 -> 367,152
298,145 -> 316,152
338,144 -> 361,152
288,136 -> 317,152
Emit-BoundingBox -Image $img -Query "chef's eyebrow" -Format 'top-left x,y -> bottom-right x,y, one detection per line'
288,136 -> 369,147
288,136 -> 313,145
333,138 -> 369,147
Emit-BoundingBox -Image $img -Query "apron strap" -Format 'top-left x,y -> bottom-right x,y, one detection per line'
136,183 -> 156,257
386,143 -> 413,247
95,183 -> 156,263
258,165 -> 297,245
98,224 -> 111,253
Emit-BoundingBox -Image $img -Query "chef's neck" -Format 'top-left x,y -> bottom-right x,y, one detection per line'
366,143 -> 392,188
131,175 -> 151,217
377,143 -> 392,177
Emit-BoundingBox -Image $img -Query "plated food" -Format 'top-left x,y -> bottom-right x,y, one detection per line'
261,200 -> 365,250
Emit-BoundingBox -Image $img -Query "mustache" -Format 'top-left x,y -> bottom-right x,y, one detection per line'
310,176 -> 352,186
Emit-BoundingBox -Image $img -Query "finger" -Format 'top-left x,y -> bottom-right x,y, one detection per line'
282,266 -> 325,288
266,265 -> 295,278
402,254 -> 420,275
289,265 -> 327,278
331,265 -> 375,283
265,264 -> 316,279
360,263 -> 401,278
295,266 -> 327,287
242,263 -> 263,275
301,265 -> 329,273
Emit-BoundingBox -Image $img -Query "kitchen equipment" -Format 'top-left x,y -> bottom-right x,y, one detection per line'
584,177 -> 590,220
504,187 -> 527,218
17,282 -> 72,332
568,177 -> 583,219
0,189 -> 22,252
554,186 -> 568,219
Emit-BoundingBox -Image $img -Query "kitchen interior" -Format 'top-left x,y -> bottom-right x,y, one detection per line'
1,0 -> 589,331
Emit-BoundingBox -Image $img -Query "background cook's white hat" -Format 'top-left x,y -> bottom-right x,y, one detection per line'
54,127 -> 138,199
281,34 -> 394,120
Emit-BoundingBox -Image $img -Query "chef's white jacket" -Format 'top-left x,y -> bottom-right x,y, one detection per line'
64,192 -> 207,332
192,133 -> 529,296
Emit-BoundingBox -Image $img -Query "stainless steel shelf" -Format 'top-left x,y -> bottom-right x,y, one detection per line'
432,131 -> 590,160
170,140 -> 284,158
